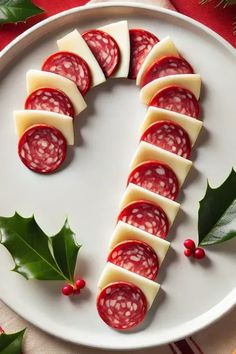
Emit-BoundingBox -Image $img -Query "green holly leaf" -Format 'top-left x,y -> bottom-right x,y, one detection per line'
0,213 -> 80,283
0,0 -> 44,25
0,329 -> 25,354
198,169 -> 236,246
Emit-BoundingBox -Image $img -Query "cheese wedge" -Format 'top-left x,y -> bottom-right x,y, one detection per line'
98,262 -> 160,309
26,70 -> 86,116
57,29 -> 106,87
130,141 -> 192,187
99,21 -> 130,78
140,74 -> 201,105
136,37 -> 179,86
140,107 -> 203,146
109,221 -> 170,266
14,110 -> 74,145
120,183 -> 180,226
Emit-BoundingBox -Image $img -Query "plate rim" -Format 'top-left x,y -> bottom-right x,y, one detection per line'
0,2 -> 235,350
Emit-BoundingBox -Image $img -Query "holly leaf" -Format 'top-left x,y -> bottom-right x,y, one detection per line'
0,0 -> 44,25
0,213 -> 80,283
198,169 -> 236,246
0,329 -> 25,354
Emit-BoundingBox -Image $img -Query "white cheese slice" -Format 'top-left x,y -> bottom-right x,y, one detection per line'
109,221 -> 170,266
136,36 -> 179,86
26,70 -> 87,116
130,141 -> 192,187
57,29 -> 106,87
140,107 -> 203,146
14,110 -> 74,145
120,183 -> 180,227
99,21 -> 130,78
140,74 -> 201,105
98,262 -> 160,309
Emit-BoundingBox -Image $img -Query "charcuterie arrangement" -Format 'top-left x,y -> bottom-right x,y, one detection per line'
13,21 -> 204,330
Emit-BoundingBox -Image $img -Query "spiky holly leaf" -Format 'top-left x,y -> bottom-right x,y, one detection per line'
0,0 -> 43,25
0,329 -> 25,354
198,169 -> 236,246
0,213 -> 80,283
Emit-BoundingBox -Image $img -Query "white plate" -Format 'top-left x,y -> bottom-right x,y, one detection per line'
0,3 -> 235,350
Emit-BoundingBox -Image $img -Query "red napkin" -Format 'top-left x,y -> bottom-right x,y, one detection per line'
0,0 -> 235,51
171,0 -> 236,48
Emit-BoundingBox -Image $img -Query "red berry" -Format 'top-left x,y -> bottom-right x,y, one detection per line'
184,248 -> 193,257
62,284 -> 74,296
193,247 -> 206,260
184,238 -> 196,250
75,278 -> 86,290
73,288 -> 81,295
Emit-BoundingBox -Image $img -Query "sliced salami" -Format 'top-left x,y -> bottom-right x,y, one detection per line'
24,88 -> 75,117
107,240 -> 159,280
97,281 -> 147,330
141,120 -> 192,159
127,160 -> 179,201
42,51 -> 91,96
140,56 -> 194,87
117,200 -> 169,238
149,85 -> 200,118
128,29 -> 159,80
82,29 -> 120,77
18,124 -> 67,174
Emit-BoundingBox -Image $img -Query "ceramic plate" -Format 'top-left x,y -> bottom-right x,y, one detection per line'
0,3 -> 235,350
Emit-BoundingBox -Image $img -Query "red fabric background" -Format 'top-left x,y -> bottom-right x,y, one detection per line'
0,0 -> 235,50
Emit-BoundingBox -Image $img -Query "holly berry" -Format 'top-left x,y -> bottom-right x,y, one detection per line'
75,278 -> 86,290
184,248 -> 193,257
62,284 -> 74,296
184,238 -> 196,250
193,247 -> 206,260
73,288 -> 81,295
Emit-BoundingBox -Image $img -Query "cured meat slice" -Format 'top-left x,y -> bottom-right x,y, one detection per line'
107,240 -> 159,280
42,51 -> 91,96
18,124 -> 67,174
97,281 -> 147,330
117,200 -> 169,238
128,29 -> 159,80
140,56 -> 194,87
82,29 -> 120,77
141,120 -> 192,159
24,88 -> 75,118
127,160 -> 179,201
149,85 -> 200,118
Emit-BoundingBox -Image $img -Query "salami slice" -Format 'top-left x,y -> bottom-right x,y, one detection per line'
141,120 -> 192,159
24,88 -> 75,117
127,160 -> 179,201
128,29 -> 159,80
107,240 -> 159,280
140,56 -> 194,87
42,51 -> 91,96
149,85 -> 200,118
117,200 -> 169,238
97,281 -> 147,330
82,29 -> 120,77
18,124 -> 67,174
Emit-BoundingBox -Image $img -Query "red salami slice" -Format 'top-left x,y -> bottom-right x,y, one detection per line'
24,88 -> 75,118
82,29 -> 120,77
141,56 -> 194,87
97,281 -> 147,330
117,200 -> 169,238
127,161 -> 179,201
149,85 -> 200,118
141,120 -> 192,159
42,51 -> 91,96
129,29 -> 159,80
18,124 -> 67,174
107,240 -> 159,280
